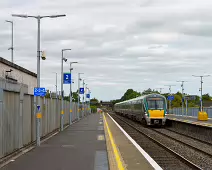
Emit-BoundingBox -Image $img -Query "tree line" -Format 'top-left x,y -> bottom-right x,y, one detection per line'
111,88 -> 212,108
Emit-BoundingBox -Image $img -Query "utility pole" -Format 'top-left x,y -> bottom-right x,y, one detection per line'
69,62 -> 78,125
165,85 -> 176,113
12,13 -> 66,146
192,75 -> 210,112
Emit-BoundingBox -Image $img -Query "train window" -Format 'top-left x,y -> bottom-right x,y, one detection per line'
147,98 -> 164,110
156,101 -> 164,109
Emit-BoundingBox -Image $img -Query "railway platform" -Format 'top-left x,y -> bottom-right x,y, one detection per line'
0,113 -> 108,170
167,114 -> 212,128
0,111 -> 163,170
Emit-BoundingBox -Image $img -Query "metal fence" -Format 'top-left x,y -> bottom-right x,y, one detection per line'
171,107 -> 212,118
0,89 -> 88,159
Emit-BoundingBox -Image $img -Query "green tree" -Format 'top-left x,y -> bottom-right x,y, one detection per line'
120,89 -> 141,101
202,93 -> 211,101
72,92 -> 79,102
90,98 -> 99,106
142,88 -> 157,95
172,94 -> 182,107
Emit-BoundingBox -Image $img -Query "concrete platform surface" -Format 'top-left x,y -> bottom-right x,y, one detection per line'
1,114 -> 109,170
104,112 -> 160,170
167,114 -> 212,128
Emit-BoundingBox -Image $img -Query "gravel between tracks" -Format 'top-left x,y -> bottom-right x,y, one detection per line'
113,114 -> 212,170
110,114 -> 193,170
166,127 -> 212,145
153,128 -> 212,156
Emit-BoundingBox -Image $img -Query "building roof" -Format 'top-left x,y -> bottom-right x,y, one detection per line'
0,57 -> 37,78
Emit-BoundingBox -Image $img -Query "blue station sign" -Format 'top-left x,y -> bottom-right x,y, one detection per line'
63,73 -> 71,84
79,88 -> 84,94
167,96 -> 174,101
86,94 -> 90,98
34,87 -> 46,97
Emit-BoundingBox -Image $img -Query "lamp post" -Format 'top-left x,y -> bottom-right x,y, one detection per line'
177,81 -> 187,116
5,20 -> 14,63
52,72 -> 58,98
12,13 -> 66,146
78,73 -> 84,120
85,83 -> 88,116
82,79 -> 86,117
192,75 -> 210,112
61,49 -> 71,131
69,62 -> 78,125
88,89 -> 91,114
165,85 -> 176,113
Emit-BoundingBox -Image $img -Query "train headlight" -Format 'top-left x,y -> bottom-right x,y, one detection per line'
145,112 -> 148,116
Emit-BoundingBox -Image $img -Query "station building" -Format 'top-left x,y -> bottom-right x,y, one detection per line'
0,57 -> 37,94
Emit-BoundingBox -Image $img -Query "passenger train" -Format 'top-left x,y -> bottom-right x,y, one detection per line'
114,93 -> 168,126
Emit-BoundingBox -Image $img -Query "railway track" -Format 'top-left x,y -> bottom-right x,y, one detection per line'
152,128 -> 212,158
110,113 -> 206,170
164,128 -> 212,145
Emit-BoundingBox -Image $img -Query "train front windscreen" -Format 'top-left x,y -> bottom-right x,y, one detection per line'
146,97 -> 165,110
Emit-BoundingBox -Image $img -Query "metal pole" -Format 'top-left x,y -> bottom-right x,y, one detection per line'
55,73 -> 57,98
6,20 -> 14,63
165,85 -> 175,114
200,76 -> 203,112
83,80 -> 85,117
85,84 -> 88,116
78,73 -> 80,120
12,21 -> 14,63
169,86 -> 171,113
61,50 -> 64,131
89,89 -> 91,114
11,13 -> 66,147
70,65 -> 72,125
192,75 -> 210,112
182,82 -> 184,116
177,81 -> 187,116
36,16 -> 41,146
186,99 -> 188,116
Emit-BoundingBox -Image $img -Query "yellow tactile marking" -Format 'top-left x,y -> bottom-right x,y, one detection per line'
97,135 -> 105,141
103,113 -> 125,170
36,113 -> 42,119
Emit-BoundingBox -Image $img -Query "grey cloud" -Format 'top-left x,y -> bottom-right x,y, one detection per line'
1,0 -> 212,100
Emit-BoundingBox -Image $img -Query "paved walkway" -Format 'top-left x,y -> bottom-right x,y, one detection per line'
1,113 -> 108,170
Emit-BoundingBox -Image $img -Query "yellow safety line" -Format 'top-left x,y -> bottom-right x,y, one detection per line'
103,113 -> 125,170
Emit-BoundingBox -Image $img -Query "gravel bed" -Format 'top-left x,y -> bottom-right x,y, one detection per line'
166,127 -> 212,145
120,116 -> 212,170
110,114 -> 193,170
153,128 -> 212,156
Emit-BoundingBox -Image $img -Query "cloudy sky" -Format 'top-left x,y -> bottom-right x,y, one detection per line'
1,0 -> 212,101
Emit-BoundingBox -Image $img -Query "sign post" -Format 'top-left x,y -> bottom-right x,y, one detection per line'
34,87 -> 46,147
167,96 -> 174,114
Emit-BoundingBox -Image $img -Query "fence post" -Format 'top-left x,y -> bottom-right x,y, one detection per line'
0,88 -> 3,158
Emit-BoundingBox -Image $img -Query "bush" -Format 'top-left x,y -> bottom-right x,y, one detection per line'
90,105 -> 97,113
